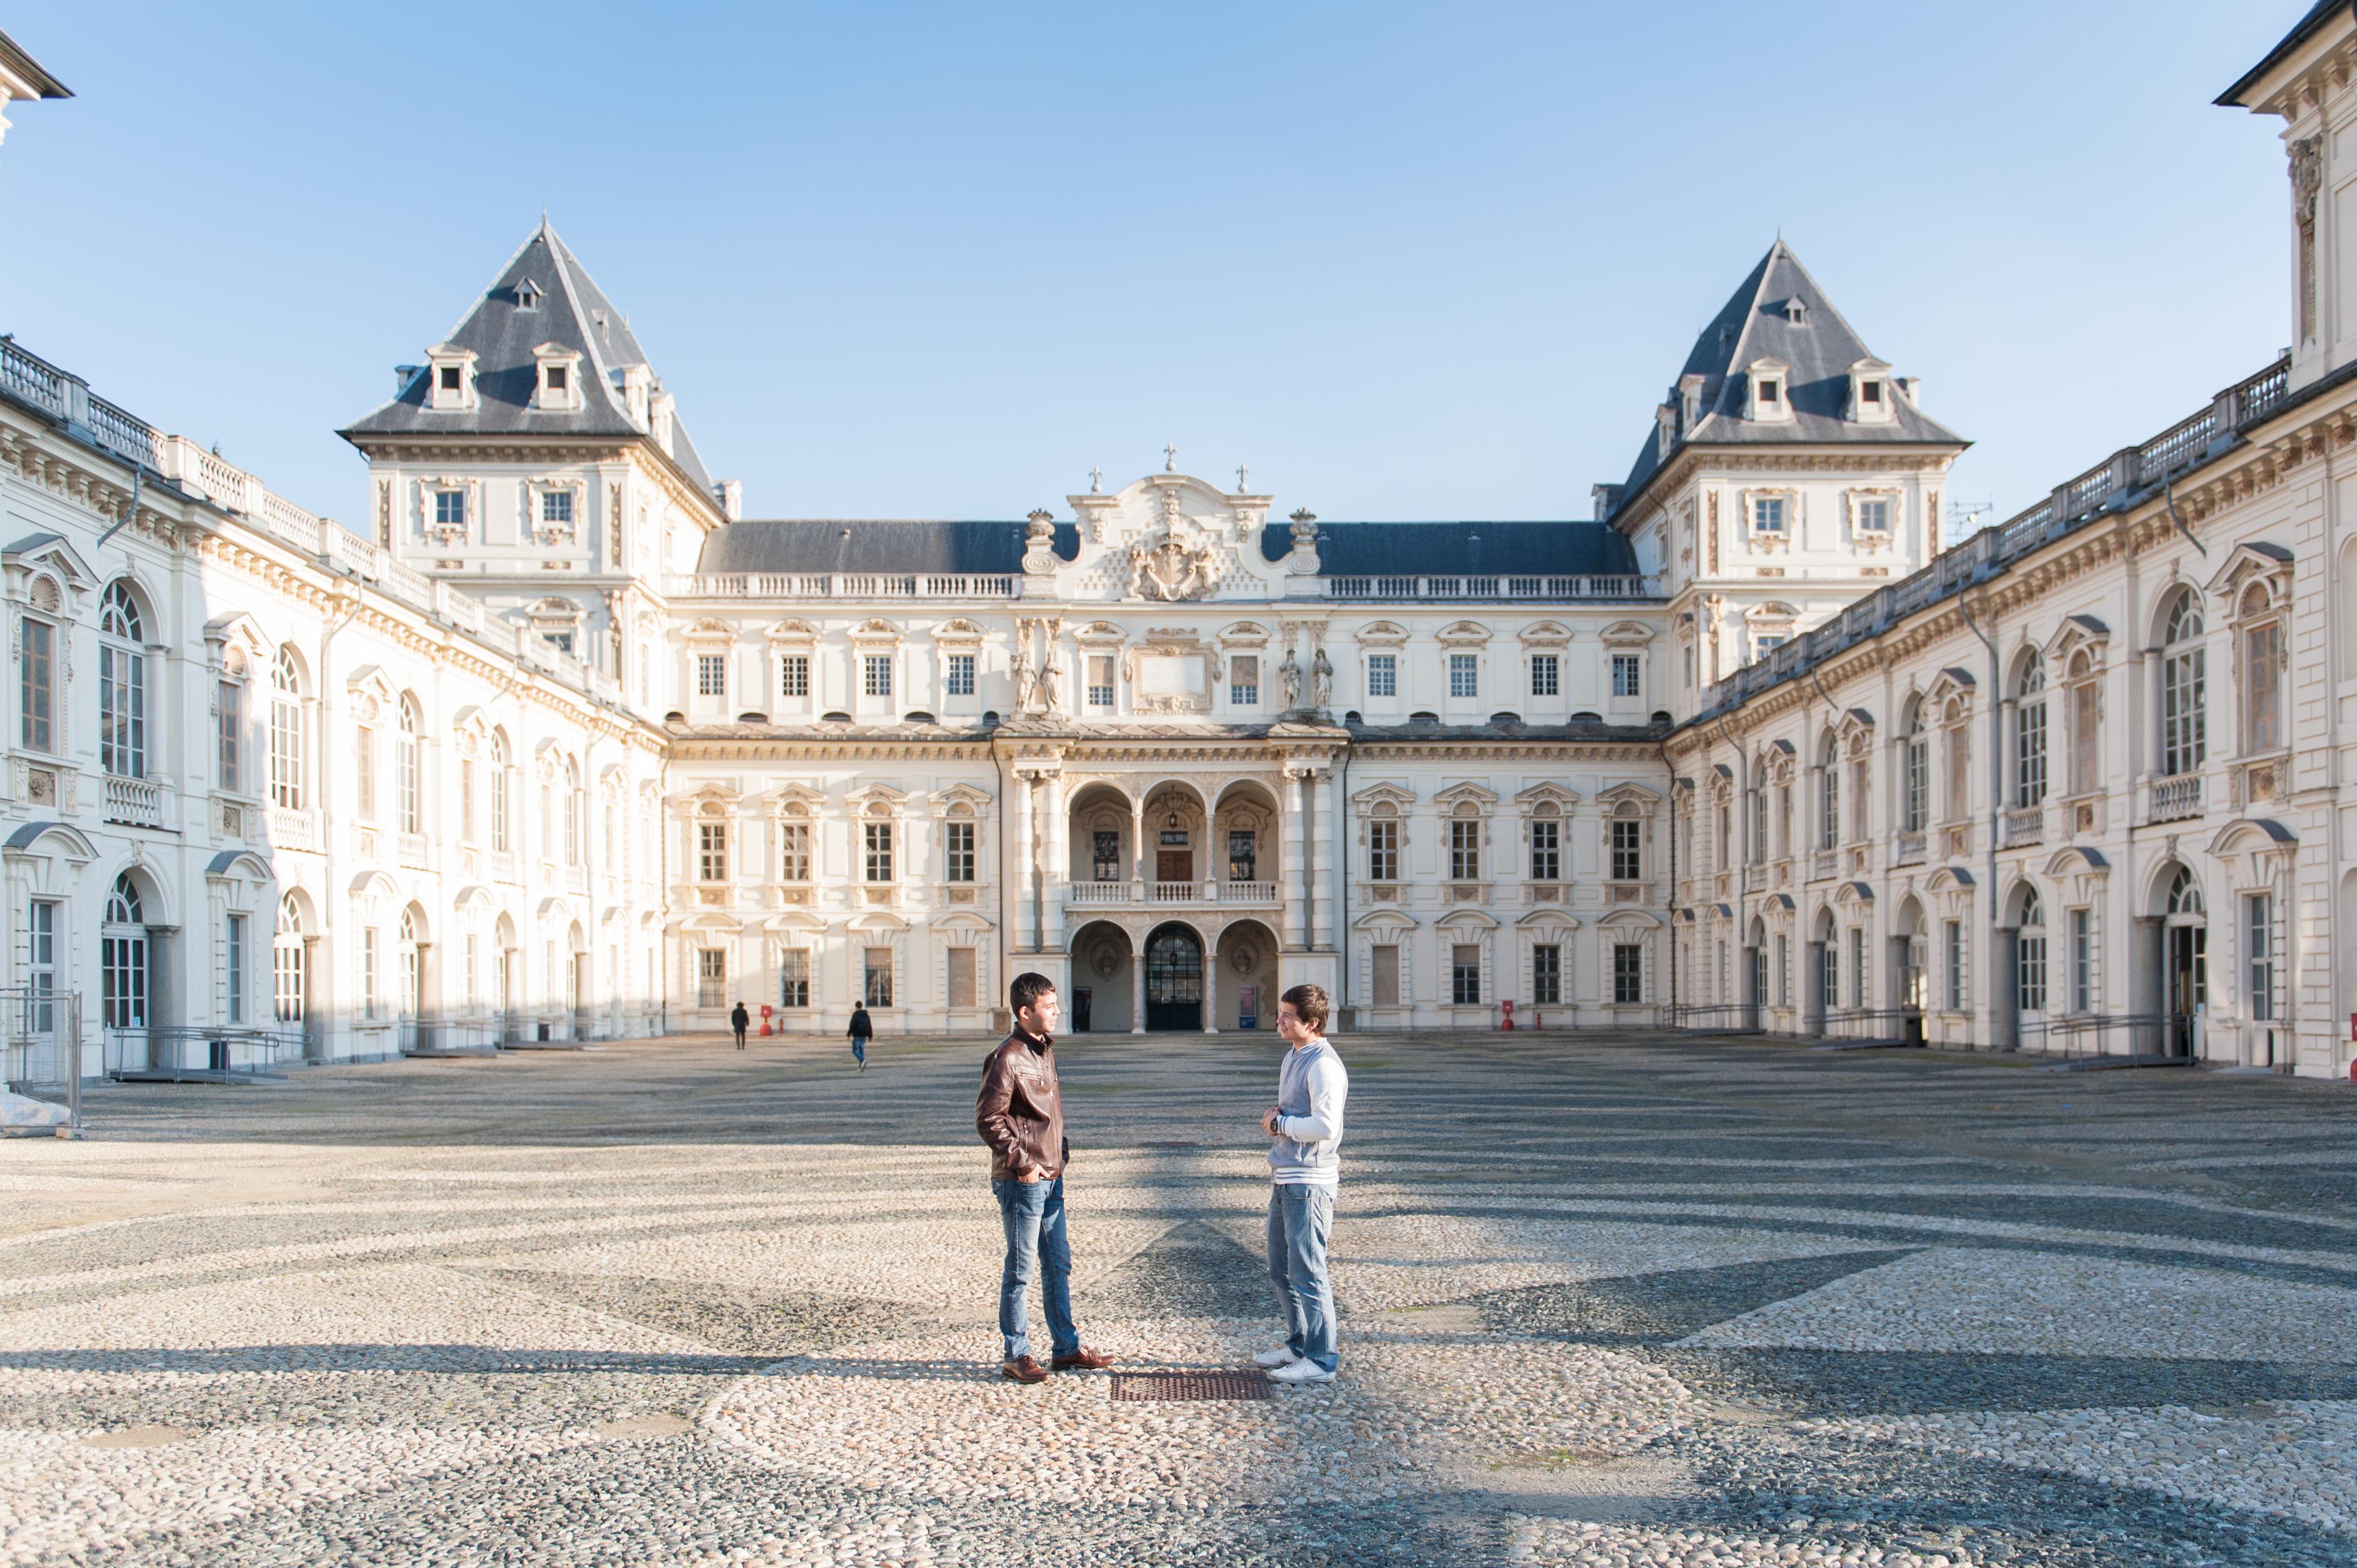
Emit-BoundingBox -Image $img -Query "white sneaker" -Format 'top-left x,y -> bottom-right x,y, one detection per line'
1267,1358 -> 1336,1385
1252,1347 -> 1301,1369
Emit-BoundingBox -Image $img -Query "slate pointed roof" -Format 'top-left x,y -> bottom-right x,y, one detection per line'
340,219 -> 716,493
1609,239 -> 1964,521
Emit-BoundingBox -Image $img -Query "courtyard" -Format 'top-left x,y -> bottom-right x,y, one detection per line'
4,1032 -> 2357,1567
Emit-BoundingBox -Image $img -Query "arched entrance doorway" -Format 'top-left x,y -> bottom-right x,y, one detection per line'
1068,920 -> 1133,1032
2163,865 -> 2206,1057
1144,922 -> 1204,1031
102,871 -> 150,1065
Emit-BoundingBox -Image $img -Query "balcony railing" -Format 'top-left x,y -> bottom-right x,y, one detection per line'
268,806 -> 320,852
1810,849 -> 1838,882
1895,830 -> 1927,866
2150,773 -> 2204,823
665,572 -> 1019,600
2001,805 -> 2046,848
102,774 -> 169,828
1068,880 -> 1280,908
1323,573 -> 1655,601
1742,864 -> 1767,893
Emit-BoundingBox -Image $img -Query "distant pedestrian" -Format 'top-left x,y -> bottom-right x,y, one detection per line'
976,972 -> 1116,1384
848,1004 -> 872,1071
730,1000 -> 750,1050
1256,982 -> 1347,1386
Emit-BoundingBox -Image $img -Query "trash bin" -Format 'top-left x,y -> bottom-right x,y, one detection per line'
1903,1014 -> 1925,1048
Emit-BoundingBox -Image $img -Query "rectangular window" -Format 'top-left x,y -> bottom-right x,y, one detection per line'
947,947 -> 977,1009
2071,682 -> 2098,796
1610,818 -> 1642,881
217,681 -> 242,792
28,899 -> 55,1033
1230,655 -> 1259,705
780,821 -> 810,881
1614,943 -> 1643,1004
2019,929 -> 2047,1015
1855,497 -> 1889,532
1850,927 -> 1866,1010
864,821 -> 893,882
1905,738 -> 1929,831
1227,829 -> 1257,882
1754,634 -> 1786,662
435,491 -> 466,531
98,645 -> 145,779
541,491 -> 573,525
863,947 -> 893,1008
1087,654 -> 1115,709
1367,654 -> 1397,698
2163,650 -> 2205,776
1945,920 -> 1964,1012
1754,496 -> 1786,532
1945,727 -> 1970,821
19,620 -> 52,754
1529,818 -> 1559,880
1532,943 -> 1561,1005
2018,700 -> 2047,806
1529,654 -> 1558,697
1449,819 -> 1480,881
946,653 -> 976,697
1093,829 -> 1122,881
945,821 -> 976,882
1368,820 -> 1399,882
226,913 -> 247,1024
1452,943 -> 1481,1005
2070,908 -> 2093,1014
2247,891 -> 2274,1020
779,948 -> 809,1009
1449,653 -> 1479,699
863,655 -> 893,698
362,928 -> 380,1020
1775,934 -> 1789,1007
1611,653 -> 1641,698
2245,622 -> 2282,753
779,654 -> 810,699
1371,944 -> 1400,1007
354,726 -> 376,821
697,948 -> 726,1009
696,654 -> 726,698
697,821 -> 729,883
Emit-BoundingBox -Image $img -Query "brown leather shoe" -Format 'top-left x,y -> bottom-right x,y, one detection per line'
1000,1355 -> 1049,1384
1049,1347 -> 1117,1371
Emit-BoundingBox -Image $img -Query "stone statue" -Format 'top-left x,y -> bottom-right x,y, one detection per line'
1012,644 -> 1037,712
1311,645 -> 1333,710
1040,654 -> 1063,711
1281,650 -> 1303,712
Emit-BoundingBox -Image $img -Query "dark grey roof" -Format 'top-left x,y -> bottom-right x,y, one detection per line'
2218,1 -> 2348,105
1255,521 -> 1640,577
341,221 -> 716,492
0,26 -> 70,98
1611,240 -> 1965,521
1345,716 -> 1670,744
695,519 -> 1078,574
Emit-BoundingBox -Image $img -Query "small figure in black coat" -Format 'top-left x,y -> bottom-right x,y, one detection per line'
848,1005 -> 873,1071
730,1001 -> 750,1051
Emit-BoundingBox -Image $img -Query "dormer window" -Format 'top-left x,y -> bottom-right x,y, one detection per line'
425,346 -> 479,412
516,278 -> 542,311
1848,357 -> 1896,425
531,343 -> 585,412
1744,357 -> 1793,423
1783,298 -> 1808,325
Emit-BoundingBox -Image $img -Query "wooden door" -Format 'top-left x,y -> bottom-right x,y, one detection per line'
1156,849 -> 1191,883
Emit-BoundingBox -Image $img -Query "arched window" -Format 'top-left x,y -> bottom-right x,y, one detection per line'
98,583 -> 146,779
490,732 -> 512,854
2161,589 -> 2205,777
397,697 -> 423,835
274,893 -> 306,1025
106,873 -> 142,926
1817,732 -> 1841,852
101,873 -> 148,1031
2014,653 -> 2047,807
2168,866 -> 2204,917
1902,700 -> 1929,833
398,908 -> 422,1020
1943,697 -> 1972,823
2016,887 -> 2047,1015
269,648 -> 304,808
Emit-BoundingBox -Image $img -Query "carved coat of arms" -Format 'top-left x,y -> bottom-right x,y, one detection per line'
1124,491 -> 1222,601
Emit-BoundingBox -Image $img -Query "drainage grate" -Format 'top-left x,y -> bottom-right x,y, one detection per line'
1110,1369 -> 1271,1403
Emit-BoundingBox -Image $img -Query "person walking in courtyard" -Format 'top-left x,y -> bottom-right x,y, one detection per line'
975,972 -> 1117,1385
1256,982 -> 1348,1386
848,1004 -> 872,1071
730,1000 -> 750,1051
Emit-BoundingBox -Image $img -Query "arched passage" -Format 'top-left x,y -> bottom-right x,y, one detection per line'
1143,920 -> 1204,1031
1068,920 -> 1133,1033
1214,916 -> 1281,1032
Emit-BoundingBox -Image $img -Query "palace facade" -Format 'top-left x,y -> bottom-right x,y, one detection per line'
3,7 -> 2354,1077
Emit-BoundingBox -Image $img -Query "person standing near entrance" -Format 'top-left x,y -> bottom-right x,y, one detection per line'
1256,982 -> 1347,1386
847,1004 -> 872,1071
976,972 -> 1116,1384
730,1000 -> 750,1051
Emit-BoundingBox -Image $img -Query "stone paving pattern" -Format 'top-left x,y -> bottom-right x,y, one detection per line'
5,1031 -> 2357,1566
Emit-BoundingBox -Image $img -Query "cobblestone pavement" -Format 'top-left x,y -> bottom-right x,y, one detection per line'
6,1032 -> 2357,1567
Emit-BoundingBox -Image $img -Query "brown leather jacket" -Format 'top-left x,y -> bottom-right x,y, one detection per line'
976,1028 -> 1065,1183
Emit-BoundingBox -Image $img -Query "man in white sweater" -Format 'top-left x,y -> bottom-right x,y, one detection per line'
1256,981 -> 1348,1385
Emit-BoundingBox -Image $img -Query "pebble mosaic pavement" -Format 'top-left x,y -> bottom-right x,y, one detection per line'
5,1031 -> 2357,1567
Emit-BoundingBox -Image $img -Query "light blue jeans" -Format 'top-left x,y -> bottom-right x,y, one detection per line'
992,1175 -> 1078,1363
1267,1183 -> 1338,1372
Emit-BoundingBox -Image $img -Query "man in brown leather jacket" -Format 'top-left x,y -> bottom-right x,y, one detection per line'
975,972 -> 1116,1384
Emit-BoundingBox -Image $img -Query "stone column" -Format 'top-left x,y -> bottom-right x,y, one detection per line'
1994,925 -> 2021,1051
1204,938 -> 1220,1033
1131,797 -> 1147,901
1131,944 -> 1146,1035
1311,767 -> 1335,950
1281,767 -> 1307,949
2133,913 -> 2164,1056
1012,771 -> 1036,952
1042,769 -> 1068,952
1806,939 -> 1826,1036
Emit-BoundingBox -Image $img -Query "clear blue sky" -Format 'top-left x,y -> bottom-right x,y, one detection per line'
0,2 -> 2305,530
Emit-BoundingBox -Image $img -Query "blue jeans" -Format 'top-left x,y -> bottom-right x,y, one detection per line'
1267,1183 -> 1338,1372
992,1175 -> 1078,1363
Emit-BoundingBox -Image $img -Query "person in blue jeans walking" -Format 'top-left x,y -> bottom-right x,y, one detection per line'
974,972 -> 1116,1384
1256,981 -> 1348,1386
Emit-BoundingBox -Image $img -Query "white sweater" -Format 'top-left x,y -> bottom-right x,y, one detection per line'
1268,1036 -> 1348,1187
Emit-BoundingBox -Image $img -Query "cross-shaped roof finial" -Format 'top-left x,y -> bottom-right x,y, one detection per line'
1163,443 -> 1177,473
1089,465 -> 1103,494
1236,462 -> 1249,494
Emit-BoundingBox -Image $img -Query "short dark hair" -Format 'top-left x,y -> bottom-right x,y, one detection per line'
1279,982 -> 1329,1034
1010,971 -> 1058,1015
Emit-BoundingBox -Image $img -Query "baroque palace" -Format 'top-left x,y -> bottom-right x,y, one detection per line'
2,7 -> 2354,1078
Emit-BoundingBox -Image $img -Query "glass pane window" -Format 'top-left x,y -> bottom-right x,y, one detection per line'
354,727 -> 376,821
2163,650 -> 2206,776
863,948 -> 893,1008
1529,818 -> 1559,880
2245,622 -> 2282,753
1368,820 -> 1399,881
20,620 -> 53,753
1945,920 -> 1964,1012
1366,654 -> 1397,698
697,948 -> 726,1009
864,821 -> 893,882
2070,908 -> 2093,1013
780,821 -> 810,881
1449,653 -> 1478,699
1087,655 -> 1114,709
1611,653 -> 1640,698
1451,944 -> 1480,1005
98,643 -> 145,779
435,490 -> 466,530
1230,655 -> 1259,705
1855,497 -> 1889,532
1614,943 -> 1643,1004
1610,818 -> 1642,881
1532,943 -> 1561,1005
1227,830 -> 1257,882
779,949 -> 810,1008
863,655 -> 893,698
946,653 -> 976,697
217,681 -> 242,792
541,491 -> 573,525
1092,829 -> 1122,881
779,654 -> 810,698
2247,892 -> 2274,1020
226,913 -> 246,1024
1449,819 -> 1480,880
28,900 -> 55,1034
945,820 -> 976,881
1529,654 -> 1558,697
696,655 -> 726,697
1753,496 -> 1786,532
697,822 -> 729,882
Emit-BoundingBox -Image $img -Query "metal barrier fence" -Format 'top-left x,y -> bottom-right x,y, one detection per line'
103,1025 -> 301,1083
2020,1013 -> 2193,1061
1663,1002 -> 1763,1034
1,988 -> 81,1133
1820,1008 -> 1925,1046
